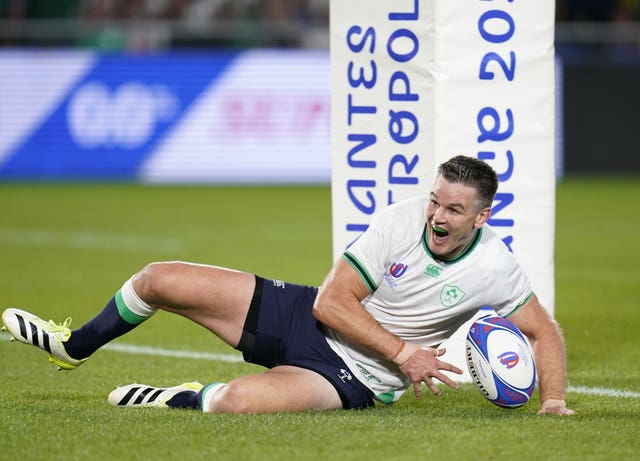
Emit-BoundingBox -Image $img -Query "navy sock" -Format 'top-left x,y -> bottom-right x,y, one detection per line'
166,391 -> 201,410
64,296 -> 137,360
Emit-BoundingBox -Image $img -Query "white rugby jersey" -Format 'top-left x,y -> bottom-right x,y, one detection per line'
323,196 -> 533,404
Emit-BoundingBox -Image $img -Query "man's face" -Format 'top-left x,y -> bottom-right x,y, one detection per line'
426,175 -> 491,259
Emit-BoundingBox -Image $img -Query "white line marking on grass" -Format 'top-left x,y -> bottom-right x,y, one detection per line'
0,228 -> 184,254
567,385 -> 640,399
0,331 -> 243,363
102,342 -> 244,363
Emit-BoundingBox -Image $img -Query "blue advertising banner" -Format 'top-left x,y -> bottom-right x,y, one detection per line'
0,50 -> 331,183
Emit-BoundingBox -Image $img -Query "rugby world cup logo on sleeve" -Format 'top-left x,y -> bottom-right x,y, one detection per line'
384,263 -> 408,288
389,263 -> 408,278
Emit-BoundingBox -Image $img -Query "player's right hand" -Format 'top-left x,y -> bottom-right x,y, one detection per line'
397,345 -> 463,399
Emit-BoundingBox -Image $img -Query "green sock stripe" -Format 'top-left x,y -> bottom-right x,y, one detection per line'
115,290 -> 147,325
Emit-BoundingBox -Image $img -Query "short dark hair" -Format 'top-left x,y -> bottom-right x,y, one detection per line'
437,156 -> 498,210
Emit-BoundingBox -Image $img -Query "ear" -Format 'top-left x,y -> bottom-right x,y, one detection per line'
473,207 -> 491,229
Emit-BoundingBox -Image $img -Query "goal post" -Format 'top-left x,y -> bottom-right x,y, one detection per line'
330,0 -> 556,379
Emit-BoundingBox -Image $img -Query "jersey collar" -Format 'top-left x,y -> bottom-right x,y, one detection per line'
421,225 -> 483,263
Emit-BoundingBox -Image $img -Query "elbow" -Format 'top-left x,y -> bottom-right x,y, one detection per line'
312,295 -> 330,324
312,291 -> 341,328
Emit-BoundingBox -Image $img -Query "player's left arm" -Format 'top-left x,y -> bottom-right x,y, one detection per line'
508,295 -> 576,416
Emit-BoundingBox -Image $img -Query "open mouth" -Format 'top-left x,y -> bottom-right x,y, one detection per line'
432,225 -> 449,238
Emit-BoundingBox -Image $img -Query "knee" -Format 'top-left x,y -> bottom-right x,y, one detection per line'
208,382 -> 255,414
132,261 -> 179,304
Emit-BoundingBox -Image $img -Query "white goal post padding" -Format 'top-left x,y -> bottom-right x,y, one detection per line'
330,0 -> 556,381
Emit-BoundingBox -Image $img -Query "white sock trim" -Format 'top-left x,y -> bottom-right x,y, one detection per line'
120,276 -> 156,318
201,383 -> 226,413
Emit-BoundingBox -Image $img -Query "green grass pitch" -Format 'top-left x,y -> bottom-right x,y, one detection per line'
1,178 -> 639,460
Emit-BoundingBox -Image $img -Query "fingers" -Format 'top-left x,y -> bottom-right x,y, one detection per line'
403,346 -> 470,400
432,371 -> 460,390
413,381 -> 422,400
424,378 -> 442,397
439,362 -> 464,375
412,376 -> 452,398
422,347 -> 464,375
537,406 -> 576,415
423,346 -> 443,357
432,354 -> 464,376
537,399 -> 576,416
411,371 -> 461,399
406,347 -> 466,398
412,377 -> 441,398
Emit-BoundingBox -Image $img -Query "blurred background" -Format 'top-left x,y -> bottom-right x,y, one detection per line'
0,0 -> 638,180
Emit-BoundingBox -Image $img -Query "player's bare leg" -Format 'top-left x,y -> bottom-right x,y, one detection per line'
203,366 -> 343,413
132,261 -> 254,347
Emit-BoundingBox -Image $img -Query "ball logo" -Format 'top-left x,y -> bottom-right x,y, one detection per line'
388,263 -> 408,278
497,351 -> 520,369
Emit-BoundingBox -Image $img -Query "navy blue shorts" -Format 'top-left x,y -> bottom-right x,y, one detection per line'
235,276 -> 374,410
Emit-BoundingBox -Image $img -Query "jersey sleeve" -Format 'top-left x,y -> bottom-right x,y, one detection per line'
341,208 -> 393,293
490,251 -> 534,318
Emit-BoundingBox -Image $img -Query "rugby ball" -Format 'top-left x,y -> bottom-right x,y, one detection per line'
466,314 -> 536,408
